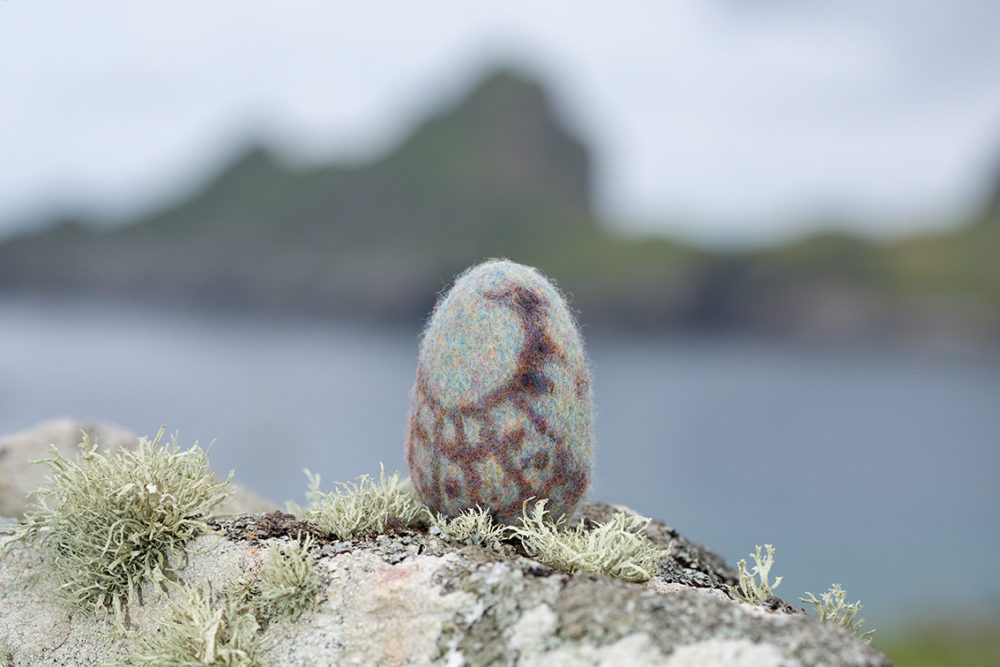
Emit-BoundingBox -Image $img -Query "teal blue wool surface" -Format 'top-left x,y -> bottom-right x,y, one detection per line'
405,260 -> 594,522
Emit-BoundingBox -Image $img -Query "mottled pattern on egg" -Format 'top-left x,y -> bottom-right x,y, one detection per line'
406,259 -> 594,522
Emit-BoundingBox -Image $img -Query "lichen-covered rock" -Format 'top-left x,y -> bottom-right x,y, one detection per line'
0,503 -> 893,666
0,418 -> 278,517
406,260 -> 594,522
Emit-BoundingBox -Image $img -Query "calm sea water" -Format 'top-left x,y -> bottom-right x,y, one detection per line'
2,294 -> 998,628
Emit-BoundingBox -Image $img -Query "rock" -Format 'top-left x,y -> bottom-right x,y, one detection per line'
0,502 -> 892,666
0,418 -> 278,517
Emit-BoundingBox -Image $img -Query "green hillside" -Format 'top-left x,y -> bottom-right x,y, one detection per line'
0,68 -> 996,338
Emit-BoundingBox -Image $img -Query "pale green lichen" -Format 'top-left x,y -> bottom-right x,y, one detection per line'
430,506 -> 507,546
509,500 -> 669,583
119,583 -> 265,666
232,534 -> 323,624
293,464 -> 429,539
728,544 -> 783,603
290,466 -> 671,583
9,426 -> 230,630
801,583 -> 875,642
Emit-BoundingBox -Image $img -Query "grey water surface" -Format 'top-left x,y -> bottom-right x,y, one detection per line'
2,294 -> 998,628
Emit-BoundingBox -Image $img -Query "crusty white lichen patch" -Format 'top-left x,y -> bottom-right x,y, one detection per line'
0,534 -> 114,664
519,632 -> 667,667
508,604 -> 558,653
262,550 -> 473,666
645,577 -> 730,602
665,639 -> 794,667
508,605 -> 670,666
644,578 -> 797,624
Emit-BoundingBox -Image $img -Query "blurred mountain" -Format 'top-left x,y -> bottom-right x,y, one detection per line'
0,68 -> 997,340
982,156 -> 1000,224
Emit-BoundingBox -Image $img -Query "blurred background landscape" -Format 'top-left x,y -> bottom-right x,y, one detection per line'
3,67 -> 999,339
1,3 -> 998,664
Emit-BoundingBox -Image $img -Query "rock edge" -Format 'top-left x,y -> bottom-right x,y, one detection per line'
0,504 -> 891,666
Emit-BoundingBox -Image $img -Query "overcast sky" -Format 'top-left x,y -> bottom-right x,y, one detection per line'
2,1 -> 999,246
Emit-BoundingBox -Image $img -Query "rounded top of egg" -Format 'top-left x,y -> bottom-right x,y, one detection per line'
406,259 -> 594,522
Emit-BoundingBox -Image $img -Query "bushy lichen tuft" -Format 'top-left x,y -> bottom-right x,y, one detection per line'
801,584 -> 875,642
11,426 -> 230,629
120,583 -> 265,666
728,544 -> 783,603
232,534 -> 323,624
430,506 -> 507,547
292,466 -> 673,583
509,500 -> 669,583
294,464 -> 429,539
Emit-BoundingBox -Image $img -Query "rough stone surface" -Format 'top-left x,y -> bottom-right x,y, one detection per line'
0,418 -> 278,517
0,502 -> 893,666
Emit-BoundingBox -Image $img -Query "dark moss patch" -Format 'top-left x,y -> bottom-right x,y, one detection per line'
210,512 -> 326,544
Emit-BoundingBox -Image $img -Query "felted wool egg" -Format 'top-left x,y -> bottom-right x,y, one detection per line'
405,259 -> 594,522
